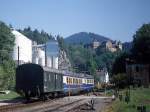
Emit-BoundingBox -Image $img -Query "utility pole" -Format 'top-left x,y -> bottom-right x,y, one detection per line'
18,46 -> 19,66
45,44 -> 47,67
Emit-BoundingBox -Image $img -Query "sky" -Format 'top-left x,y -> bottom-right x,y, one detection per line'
0,0 -> 150,42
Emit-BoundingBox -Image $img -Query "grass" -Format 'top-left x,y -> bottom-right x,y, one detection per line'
0,91 -> 21,100
104,87 -> 150,112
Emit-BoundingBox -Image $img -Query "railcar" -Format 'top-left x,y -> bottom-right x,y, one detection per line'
16,63 -> 94,100
16,63 -> 63,99
63,72 -> 94,95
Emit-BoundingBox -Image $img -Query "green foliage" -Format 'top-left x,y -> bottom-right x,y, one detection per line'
0,91 -> 21,100
109,88 -> 150,112
95,51 -> 117,73
111,23 -> 150,88
0,62 -> 16,90
0,21 -> 15,62
96,45 -> 106,55
67,45 -> 94,73
0,21 -> 16,90
111,73 -> 128,88
18,27 -> 54,44
65,43 -> 117,82
57,35 -> 66,51
111,52 -> 131,88
112,52 -> 129,75
131,23 -> 150,64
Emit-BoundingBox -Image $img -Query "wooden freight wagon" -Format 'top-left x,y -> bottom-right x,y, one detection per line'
16,63 -> 63,100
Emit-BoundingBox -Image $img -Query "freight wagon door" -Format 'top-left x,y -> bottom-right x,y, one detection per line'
55,73 -> 63,91
44,72 -> 55,92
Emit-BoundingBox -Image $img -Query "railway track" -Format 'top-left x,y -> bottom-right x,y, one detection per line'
0,98 -> 59,112
0,97 -> 91,112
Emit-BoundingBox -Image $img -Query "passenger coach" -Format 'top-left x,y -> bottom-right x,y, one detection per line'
63,72 -> 94,95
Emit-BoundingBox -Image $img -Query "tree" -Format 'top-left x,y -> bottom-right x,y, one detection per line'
111,73 -> 128,88
111,52 -> 132,88
96,45 -> 106,55
0,21 -> 15,90
57,35 -> 66,51
18,27 -> 54,44
0,21 -> 15,63
131,23 -> 150,64
112,52 -> 129,75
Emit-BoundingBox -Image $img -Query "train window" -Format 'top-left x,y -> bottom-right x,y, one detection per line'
73,78 -> 75,84
69,78 -> 71,84
80,79 -> 82,84
56,74 -> 58,80
67,77 -> 69,84
49,75 -> 51,81
69,77 -> 70,84
68,78 -> 70,84
70,78 -> 72,84
76,79 -> 78,84
68,77 -> 70,84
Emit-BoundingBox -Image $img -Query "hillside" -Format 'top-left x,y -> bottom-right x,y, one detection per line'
65,32 -> 111,45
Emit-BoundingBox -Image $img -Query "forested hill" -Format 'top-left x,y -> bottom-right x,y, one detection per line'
65,32 -> 111,45
18,27 -> 54,44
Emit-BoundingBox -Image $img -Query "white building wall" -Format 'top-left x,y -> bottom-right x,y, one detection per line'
12,30 -> 32,64
47,56 -> 52,68
52,56 -> 58,69
32,47 -> 45,66
38,49 -> 45,66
